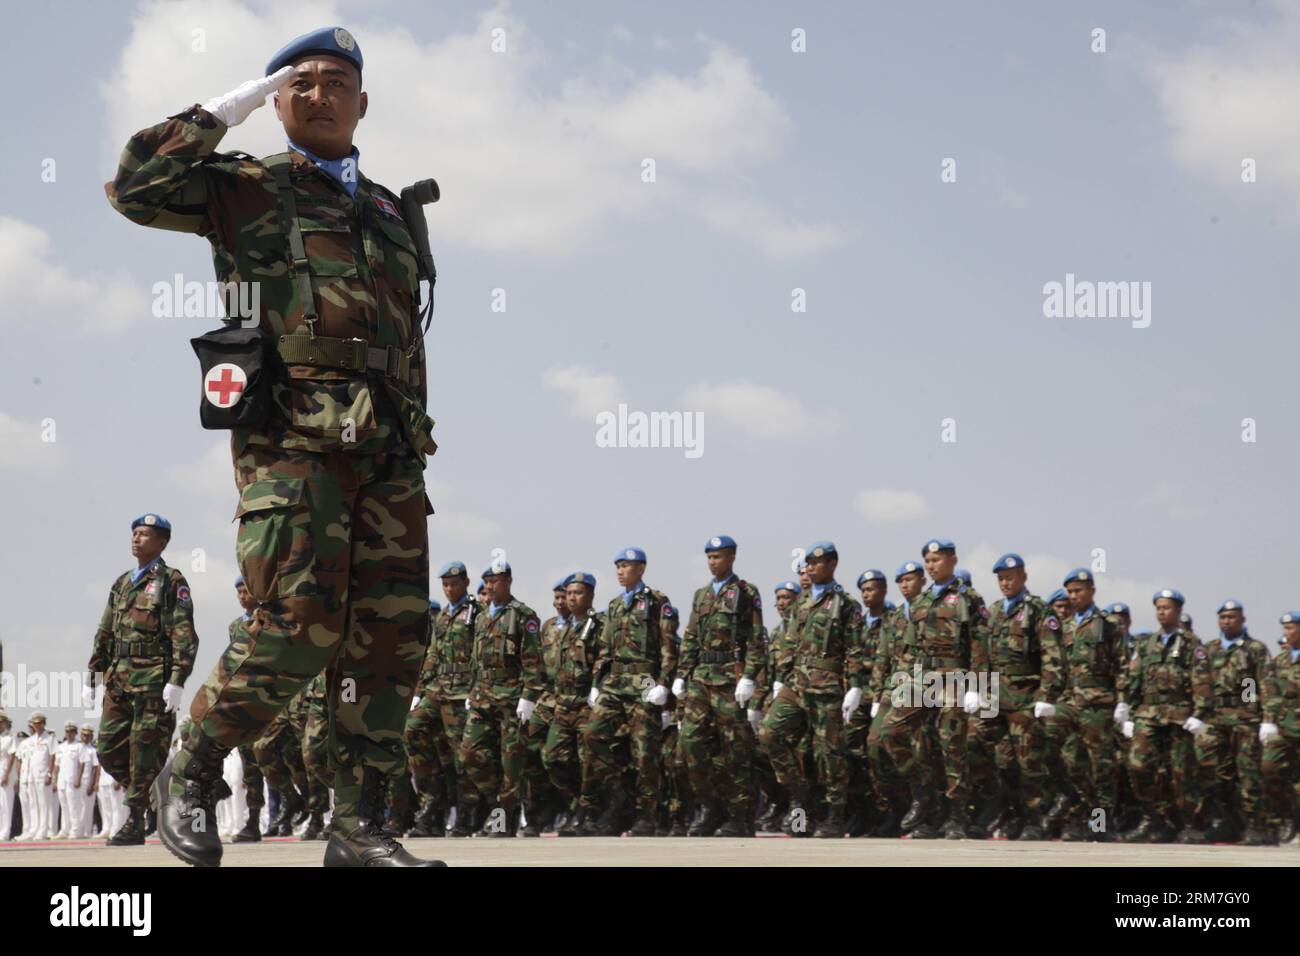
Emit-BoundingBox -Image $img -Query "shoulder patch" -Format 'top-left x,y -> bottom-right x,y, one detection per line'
1194,645 -> 1206,659
662,605 -> 677,618
176,585 -> 192,605
525,618 -> 539,634
1046,616 -> 1060,631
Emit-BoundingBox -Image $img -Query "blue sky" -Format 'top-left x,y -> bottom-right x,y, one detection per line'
2,0 -> 1298,729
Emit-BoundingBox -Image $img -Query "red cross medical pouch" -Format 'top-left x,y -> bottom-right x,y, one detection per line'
190,325 -> 274,430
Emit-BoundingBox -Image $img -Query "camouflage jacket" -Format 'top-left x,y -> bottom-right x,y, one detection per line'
596,585 -> 679,696
977,593 -> 1063,706
423,598 -> 479,699
902,581 -> 985,673
1201,634 -> 1269,724
758,618 -> 798,707
860,607 -> 887,693
1262,647 -> 1300,735
105,108 -> 435,460
1124,628 -> 1214,723
680,577 -> 764,684
869,601 -> 914,702
304,670 -> 328,703
1058,606 -> 1127,707
549,611 -> 604,703
784,582 -> 867,695
468,598 -> 543,707
88,559 -> 198,693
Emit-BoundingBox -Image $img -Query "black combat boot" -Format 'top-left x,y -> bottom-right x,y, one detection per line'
667,804 -> 690,837
814,804 -> 846,839
1017,812 -> 1047,842
302,811 -> 324,841
450,801 -> 477,838
406,794 -> 437,837
688,799 -> 725,837
870,801 -> 904,838
317,819 -> 332,841
1242,824 -> 1274,846
231,813 -> 262,843
1122,811 -> 1175,844
144,808 -> 157,837
781,787 -> 813,837
488,803 -> 519,838
323,768 -> 446,867
586,781 -> 628,836
899,781 -> 934,834
714,805 -> 756,838
1043,790 -> 1073,830
991,801 -> 1025,840
628,804 -> 659,837
267,787 -> 304,835
559,806 -> 589,837
943,803 -> 969,840
106,807 -> 146,847
152,736 -> 231,866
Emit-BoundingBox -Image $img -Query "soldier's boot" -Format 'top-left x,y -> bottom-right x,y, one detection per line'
450,801 -> 477,838
899,780 -> 935,834
689,799 -> 726,837
1242,823 -> 1275,846
317,819 -> 332,841
1202,794 -> 1239,844
106,807 -> 146,847
488,802 -> 519,838
231,814 -> 262,844
405,795 -> 437,837
522,799 -> 545,837
991,801 -> 1026,840
814,804 -> 846,839
781,787 -> 813,838
1043,789 -> 1073,831
714,805 -> 756,838
591,782 -> 628,836
302,811 -> 324,841
1122,811 -> 1176,844
758,796 -> 787,833
323,768 -> 445,867
870,801 -> 905,838
667,804 -> 690,837
943,802 -> 969,841
970,792 -> 1003,839
144,808 -> 157,836
1060,809 -> 1090,842
628,804 -> 659,837
268,788 -> 304,835
152,739 -> 231,867
1017,812 -> 1047,842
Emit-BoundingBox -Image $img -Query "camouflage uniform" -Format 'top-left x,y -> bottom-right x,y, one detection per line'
108,102 -> 436,833
541,611 -> 602,811
1261,647 -> 1300,832
678,577 -> 764,821
226,616 -> 266,816
462,598 -> 543,820
1124,628 -> 1213,830
89,558 -> 198,812
760,583 -> 866,823
844,605 -> 887,826
866,603 -> 912,819
518,612 -> 570,828
584,585 -> 679,818
301,672 -> 331,796
427,597 -> 480,822
1196,633 -> 1269,831
405,605 -> 457,816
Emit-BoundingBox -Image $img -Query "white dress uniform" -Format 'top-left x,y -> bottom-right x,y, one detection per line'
0,730 -> 16,840
15,736 -> 33,839
96,760 -> 124,837
78,742 -> 97,837
54,738 -> 86,837
27,730 -> 58,839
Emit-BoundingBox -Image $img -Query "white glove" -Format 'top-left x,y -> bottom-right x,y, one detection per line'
1113,702 -> 1130,725
200,66 -> 295,127
671,677 -> 686,698
734,677 -> 756,706
772,680 -> 784,696
1122,720 -> 1135,739
516,698 -> 536,722
747,708 -> 762,733
464,698 -> 471,711
81,681 -> 96,711
162,683 -> 183,714
409,694 -> 420,712
587,687 -> 600,708
841,686 -> 863,721
661,711 -> 672,731
1259,722 -> 1279,743
1182,716 -> 1207,736
644,684 -> 668,706
1033,702 -> 1056,719
962,690 -> 981,715
870,701 -> 880,718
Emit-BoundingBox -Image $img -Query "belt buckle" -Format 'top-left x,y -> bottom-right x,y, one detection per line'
349,338 -> 372,373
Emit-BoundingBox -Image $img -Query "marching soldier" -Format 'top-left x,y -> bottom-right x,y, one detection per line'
1120,589 -> 1213,843
426,562 -> 480,836
1261,611 -> 1300,844
752,581 -> 801,833
226,577 -> 267,843
844,569 -> 889,836
85,514 -> 197,846
674,536 -> 763,838
111,26 -> 442,867
519,582 -> 569,837
404,597 -> 451,837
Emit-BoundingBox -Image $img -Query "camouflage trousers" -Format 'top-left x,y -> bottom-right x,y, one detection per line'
679,680 -> 755,812
1194,717 -> 1262,822
302,697 -> 331,794
97,681 -> 175,811
404,691 -> 456,802
969,702 -> 1049,812
863,700 -> 906,812
462,700 -> 526,809
1129,718 -> 1199,824
252,705 -> 307,802
1053,701 -> 1117,820
237,743 -> 265,810
1260,730 -> 1300,826
435,697 -> 475,807
542,697 -> 592,807
521,699 -> 557,809
880,702 -> 968,804
659,719 -> 693,820
185,444 -> 429,833
761,689 -> 847,811
584,688 -> 662,813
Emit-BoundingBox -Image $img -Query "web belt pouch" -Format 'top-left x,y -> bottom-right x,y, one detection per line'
190,325 -> 273,429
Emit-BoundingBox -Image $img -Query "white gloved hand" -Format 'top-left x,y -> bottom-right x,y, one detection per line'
516,698 -> 536,722
661,711 -> 672,731
772,680 -> 784,697
409,694 -> 420,712
645,684 -> 668,706
1033,701 -> 1056,719
1259,722 -> 1279,743
870,701 -> 880,718
1113,702 -> 1130,725
464,698 -> 471,711
162,683 -> 183,714
841,686 -> 863,721
1182,716 -> 1207,736
671,677 -> 686,698
734,677 -> 756,706
747,708 -> 762,733
587,687 -> 600,708
962,690 -> 981,715
1122,720 -> 1135,739
81,681 -> 96,711
200,66 -> 295,127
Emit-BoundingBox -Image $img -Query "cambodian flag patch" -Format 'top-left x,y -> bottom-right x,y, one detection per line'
374,195 -> 400,218
177,586 -> 192,605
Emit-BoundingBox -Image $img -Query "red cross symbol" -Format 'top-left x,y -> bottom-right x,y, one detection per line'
204,363 -> 247,407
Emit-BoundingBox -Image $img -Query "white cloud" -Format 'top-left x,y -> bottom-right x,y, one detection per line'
853,488 -> 929,523
100,0 -> 845,260
679,380 -> 839,442
424,478 -> 503,545
0,411 -> 67,474
0,217 -> 147,334
1148,1 -> 1300,216
542,365 -> 625,421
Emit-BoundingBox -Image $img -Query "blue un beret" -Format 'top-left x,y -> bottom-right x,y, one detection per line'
131,513 -> 171,535
234,575 -> 245,588
1047,588 -> 1069,604
437,561 -> 468,579
1107,602 -> 1131,617
921,538 -> 956,557
895,562 -> 923,581
705,535 -> 737,552
884,600 -> 897,612
1064,568 -> 1094,586
266,26 -> 363,77
482,560 -> 512,578
564,571 -> 596,589
806,540 -> 837,559
614,547 -> 647,565
955,569 -> 972,586
1217,599 -> 1244,614
553,577 -> 569,592
1153,589 -> 1185,606
774,581 -> 801,595
857,569 -> 887,588
429,599 -> 441,611
993,553 -> 1025,573
1280,611 -> 1300,625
